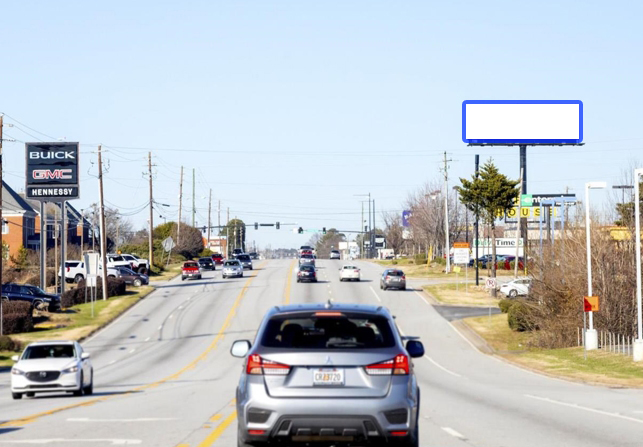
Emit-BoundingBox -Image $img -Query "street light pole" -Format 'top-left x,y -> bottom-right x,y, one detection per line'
584,181 -> 606,351
634,169 -> 643,361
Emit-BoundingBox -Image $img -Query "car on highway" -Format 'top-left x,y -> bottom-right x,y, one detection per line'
60,261 -> 120,283
118,253 -> 149,273
114,267 -> 149,287
1,283 -> 62,312
380,269 -> 406,291
10,340 -> 93,399
249,252 -> 259,260
330,250 -> 341,260
299,245 -> 313,254
230,302 -> 424,447
298,254 -> 315,267
339,264 -> 361,282
235,254 -> 254,270
181,261 -> 202,281
222,259 -> 244,279
296,264 -> 317,282
232,248 -> 244,257
211,252 -> 225,266
499,278 -> 532,298
198,257 -> 215,270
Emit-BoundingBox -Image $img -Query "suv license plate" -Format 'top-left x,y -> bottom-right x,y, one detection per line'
313,369 -> 344,386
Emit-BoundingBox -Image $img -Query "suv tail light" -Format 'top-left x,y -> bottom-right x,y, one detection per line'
365,354 -> 410,376
246,354 -> 290,376
401,275 -> 406,280
385,275 -> 391,280
66,267 -> 70,272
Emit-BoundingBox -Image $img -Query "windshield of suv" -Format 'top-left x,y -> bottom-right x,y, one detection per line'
261,313 -> 395,349
224,261 -> 240,267
23,344 -> 75,359
236,255 -> 251,261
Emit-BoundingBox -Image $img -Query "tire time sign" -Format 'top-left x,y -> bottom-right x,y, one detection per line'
25,143 -> 80,200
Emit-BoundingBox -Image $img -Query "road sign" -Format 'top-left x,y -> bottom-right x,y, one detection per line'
25,142 -> 80,201
462,100 -> 583,145
485,278 -> 497,290
84,252 -> 100,277
584,296 -> 599,312
402,210 -> 412,227
520,194 -> 533,207
453,266 -> 461,273
162,237 -> 175,252
453,243 -> 470,265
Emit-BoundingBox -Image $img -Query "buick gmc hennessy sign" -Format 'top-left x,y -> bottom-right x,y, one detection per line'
25,142 -> 80,200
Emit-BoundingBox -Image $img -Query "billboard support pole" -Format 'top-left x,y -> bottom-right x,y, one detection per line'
519,144 -> 528,274
61,201 -> 66,296
475,154 -> 480,286
40,202 -> 46,290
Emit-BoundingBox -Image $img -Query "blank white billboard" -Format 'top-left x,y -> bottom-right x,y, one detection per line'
462,100 -> 583,144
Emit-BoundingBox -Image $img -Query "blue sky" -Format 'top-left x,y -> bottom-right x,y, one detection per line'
2,0 -> 641,249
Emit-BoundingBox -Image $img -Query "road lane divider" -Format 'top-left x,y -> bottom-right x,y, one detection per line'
195,411 -> 237,447
369,286 -> 382,302
524,394 -> 643,425
283,260 -> 295,305
0,264 -> 266,429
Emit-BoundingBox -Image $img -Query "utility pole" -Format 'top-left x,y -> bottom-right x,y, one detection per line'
368,193 -> 371,258
97,145 -> 108,301
207,189 -> 212,249
442,151 -> 453,273
178,166 -> 183,245
361,202 -> 364,258
192,168 -> 196,227
475,155 -> 480,286
373,199 -> 377,259
148,152 -> 154,270
227,207 -> 230,257
0,115 -> 3,311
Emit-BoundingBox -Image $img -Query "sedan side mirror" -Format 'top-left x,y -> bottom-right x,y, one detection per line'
81,352 -> 91,360
406,340 -> 425,358
11,355 -> 19,362
231,340 -> 252,358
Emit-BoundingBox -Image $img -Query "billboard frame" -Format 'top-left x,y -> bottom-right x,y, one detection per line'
462,100 -> 583,145
25,142 -> 80,202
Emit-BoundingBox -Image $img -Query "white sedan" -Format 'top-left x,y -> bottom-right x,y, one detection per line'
499,278 -> 532,298
339,265 -> 361,282
11,341 -> 93,399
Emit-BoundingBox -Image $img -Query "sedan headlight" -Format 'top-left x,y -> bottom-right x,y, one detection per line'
62,365 -> 79,374
11,367 -> 25,376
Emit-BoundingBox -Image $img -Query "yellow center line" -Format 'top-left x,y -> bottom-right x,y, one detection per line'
0,263 -> 267,429
196,411 -> 237,447
283,259 -> 296,305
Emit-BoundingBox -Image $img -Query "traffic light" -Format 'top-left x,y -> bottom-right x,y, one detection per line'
276,222 -> 280,230
298,227 -> 303,234
254,222 -> 258,230
322,227 -> 326,234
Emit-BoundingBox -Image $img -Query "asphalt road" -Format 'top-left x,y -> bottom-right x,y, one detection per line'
1,259 -> 643,446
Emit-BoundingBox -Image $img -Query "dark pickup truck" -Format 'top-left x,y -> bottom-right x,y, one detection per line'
1,283 -> 62,312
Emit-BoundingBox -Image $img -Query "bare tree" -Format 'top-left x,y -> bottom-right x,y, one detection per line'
383,212 -> 404,256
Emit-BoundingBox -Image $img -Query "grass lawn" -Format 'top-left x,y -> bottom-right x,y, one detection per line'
371,260 -> 523,280
423,283 -> 499,307
149,263 -> 182,282
0,286 -> 154,368
463,313 -> 643,387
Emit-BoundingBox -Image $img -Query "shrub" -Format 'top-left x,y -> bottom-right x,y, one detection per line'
414,254 -> 427,265
1,302 -> 34,335
434,257 -> 446,266
391,260 -> 398,265
507,300 -> 536,332
0,335 -> 22,352
498,299 -> 514,313
61,277 -> 127,308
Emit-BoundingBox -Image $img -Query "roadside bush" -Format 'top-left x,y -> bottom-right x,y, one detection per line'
433,257 -> 446,266
1,301 -> 34,335
498,299 -> 514,313
61,277 -> 127,308
391,260 -> 398,265
507,300 -> 536,332
0,335 -> 22,352
413,254 -> 427,265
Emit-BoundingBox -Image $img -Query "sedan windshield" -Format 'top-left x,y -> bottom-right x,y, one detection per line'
23,345 -> 75,359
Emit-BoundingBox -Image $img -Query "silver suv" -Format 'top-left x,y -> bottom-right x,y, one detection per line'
231,302 -> 424,446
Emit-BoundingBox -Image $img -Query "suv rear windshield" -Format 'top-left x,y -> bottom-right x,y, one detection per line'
300,254 -> 313,259
65,261 -> 80,268
199,258 -> 212,262
261,312 -> 396,349
237,255 -> 251,261
300,265 -> 315,272
386,270 -> 404,276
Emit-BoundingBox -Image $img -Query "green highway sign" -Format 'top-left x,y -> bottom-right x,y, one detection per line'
520,194 -> 533,207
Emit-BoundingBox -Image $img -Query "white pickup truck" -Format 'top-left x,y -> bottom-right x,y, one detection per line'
111,253 -> 149,273
61,260 -> 121,283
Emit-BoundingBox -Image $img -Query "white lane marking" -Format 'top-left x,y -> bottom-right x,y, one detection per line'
107,360 -> 116,365
168,314 -> 173,319
67,418 -> 177,422
424,355 -> 462,378
0,440 -> 142,445
128,349 -> 136,354
369,286 -> 382,302
144,337 -> 150,342
442,427 -> 466,440
178,305 -> 184,310
187,296 -> 191,300
157,325 -> 162,330
415,290 -> 431,305
634,411 -> 643,414
525,394 -> 643,425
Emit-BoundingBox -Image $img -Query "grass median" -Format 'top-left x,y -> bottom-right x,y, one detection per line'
0,286 -> 154,368
149,263 -> 182,282
423,283 -> 499,307
463,313 -> 643,387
